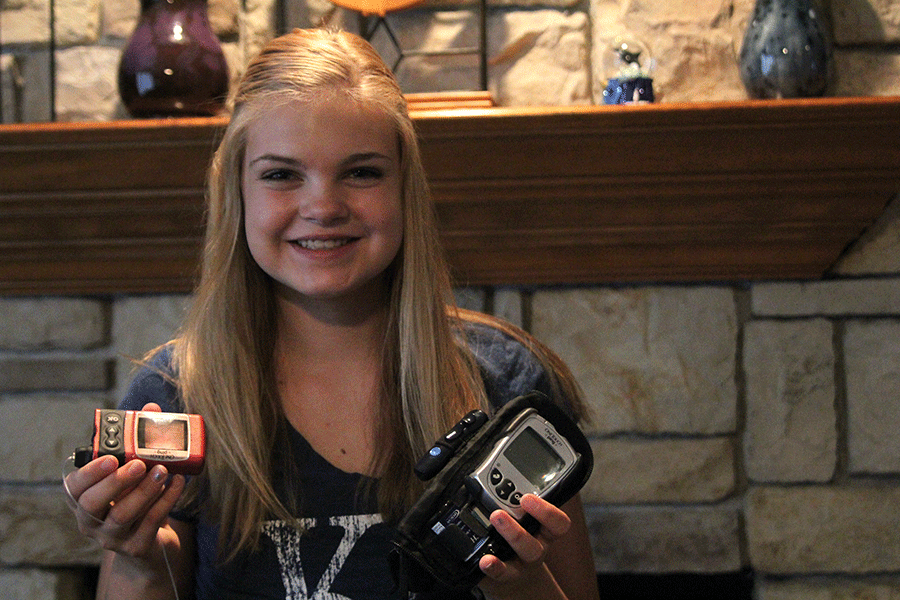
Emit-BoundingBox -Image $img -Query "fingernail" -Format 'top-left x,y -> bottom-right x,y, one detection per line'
128,461 -> 146,476
99,456 -> 118,473
480,556 -> 501,577
150,466 -> 167,483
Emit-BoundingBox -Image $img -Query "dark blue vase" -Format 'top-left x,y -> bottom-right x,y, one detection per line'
739,0 -> 832,98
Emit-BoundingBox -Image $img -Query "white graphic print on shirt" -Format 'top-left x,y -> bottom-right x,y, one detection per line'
262,514 -> 385,600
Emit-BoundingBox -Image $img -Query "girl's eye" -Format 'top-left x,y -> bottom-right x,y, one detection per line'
346,166 -> 384,182
261,168 -> 299,182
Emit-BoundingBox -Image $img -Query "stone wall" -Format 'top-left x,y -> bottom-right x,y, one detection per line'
4,225 -> 900,598
3,0 -> 900,119
2,0 -> 900,598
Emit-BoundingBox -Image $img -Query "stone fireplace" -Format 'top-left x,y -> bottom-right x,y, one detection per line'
1,0 -> 900,599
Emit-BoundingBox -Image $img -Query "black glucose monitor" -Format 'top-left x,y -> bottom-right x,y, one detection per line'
391,391 -> 593,593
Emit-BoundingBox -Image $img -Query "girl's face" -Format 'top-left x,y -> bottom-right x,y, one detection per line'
242,96 -> 403,307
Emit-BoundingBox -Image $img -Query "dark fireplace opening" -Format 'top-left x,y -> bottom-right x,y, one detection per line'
596,570 -> 754,599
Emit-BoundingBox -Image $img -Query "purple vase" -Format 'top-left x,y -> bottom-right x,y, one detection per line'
118,0 -> 229,117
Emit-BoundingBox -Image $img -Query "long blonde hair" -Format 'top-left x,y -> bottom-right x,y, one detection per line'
171,28 -> 584,559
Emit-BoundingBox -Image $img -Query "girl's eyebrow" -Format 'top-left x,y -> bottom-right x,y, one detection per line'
343,151 -> 392,163
247,152 -> 391,168
247,154 -> 301,168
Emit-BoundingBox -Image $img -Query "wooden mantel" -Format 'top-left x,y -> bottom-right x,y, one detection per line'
1,96 -> 899,295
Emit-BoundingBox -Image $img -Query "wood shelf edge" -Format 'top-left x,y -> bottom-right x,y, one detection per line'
2,96 -> 898,294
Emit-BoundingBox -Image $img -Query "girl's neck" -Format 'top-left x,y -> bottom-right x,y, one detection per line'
273,280 -> 391,362
272,290 -> 390,475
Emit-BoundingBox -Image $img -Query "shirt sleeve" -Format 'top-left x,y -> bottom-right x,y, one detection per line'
463,321 -> 556,409
118,345 -> 182,413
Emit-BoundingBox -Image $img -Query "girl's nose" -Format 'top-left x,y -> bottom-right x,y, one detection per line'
299,181 -> 350,226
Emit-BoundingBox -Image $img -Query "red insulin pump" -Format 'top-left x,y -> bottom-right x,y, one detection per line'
390,391 -> 593,594
74,409 -> 205,475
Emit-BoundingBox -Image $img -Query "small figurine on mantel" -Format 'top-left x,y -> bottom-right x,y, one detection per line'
602,37 -> 655,105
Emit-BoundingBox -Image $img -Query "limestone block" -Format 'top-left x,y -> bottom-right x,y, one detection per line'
493,288 -> 523,329
102,0 -> 138,39
0,567 -> 86,600
376,10 -> 481,93
833,49 -> 900,100
1,0 -> 30,10
638,30 -> 747,103
55,0 -> 101,45
239,0 -> 278,65
584,437 -> 735,503
758,579 -> 900,600
488,10 -> 590,106
55,46 -> 124,121
208,0 -> 240,36
0,357 -> 111,393
0,485 -> 101,565
746,486 -> 900,574
587,504 -> 742,573
0,298 -> 106,351
221,40 -> 244,88
743,319 -> 836,483
0,394 -> 104,482
112,295 -> 189,402
0,5 -> 50,45
619,0 -> 734,27
845,320 -> 900,474
453,287 -> 487,312
833,0 -> 900,45
752,278 -> 900,317
836,194 -> 900,276
532,287 -> 737,435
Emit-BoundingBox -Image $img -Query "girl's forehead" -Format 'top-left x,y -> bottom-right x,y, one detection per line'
250,89 -> 393,122
241,95 -> 401,157
248,95 -> 392,133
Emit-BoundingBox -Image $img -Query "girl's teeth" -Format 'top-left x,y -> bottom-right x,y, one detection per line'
298,239 -> 350,250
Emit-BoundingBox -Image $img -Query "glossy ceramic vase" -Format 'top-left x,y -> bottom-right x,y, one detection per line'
739,0 -> 831,99
118,0 -> 229,117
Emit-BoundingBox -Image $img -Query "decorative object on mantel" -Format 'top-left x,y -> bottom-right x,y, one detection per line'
602,37 -> 655,105
739,0 -> 832,99
118,0 -> 229,117
349,0 -> 489,92
329,0 -> 422,16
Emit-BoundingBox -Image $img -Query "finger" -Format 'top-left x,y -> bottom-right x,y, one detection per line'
103,464 -> 170,534
141,402 -> 162,413
64,455 -> 120,500
520,494 -> 572,540
479,553 -> 514,581
75,459 -> 148,517
119,474 -> 185,556
490,509 -> 546,564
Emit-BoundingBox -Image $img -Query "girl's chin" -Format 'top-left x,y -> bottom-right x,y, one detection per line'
271,273 -> 390,306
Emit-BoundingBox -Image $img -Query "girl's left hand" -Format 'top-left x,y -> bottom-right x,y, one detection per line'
477,493 -> 573,599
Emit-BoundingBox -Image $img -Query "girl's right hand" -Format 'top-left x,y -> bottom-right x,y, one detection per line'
64,454 -> 186,558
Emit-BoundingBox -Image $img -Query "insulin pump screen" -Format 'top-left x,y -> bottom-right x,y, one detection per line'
503,427 -> 566,491
138,416 -> 188,451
